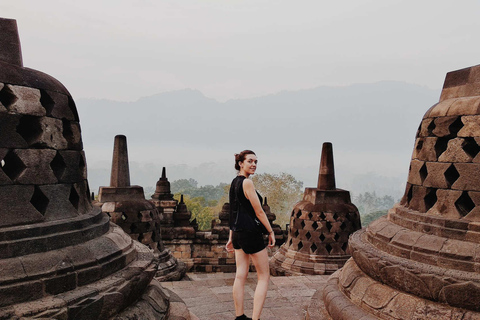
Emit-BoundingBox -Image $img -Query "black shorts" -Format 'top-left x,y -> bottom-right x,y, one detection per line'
232,231 -> 266,254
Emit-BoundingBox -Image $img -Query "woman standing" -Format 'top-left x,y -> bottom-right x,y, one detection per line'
226,150 -> 275,320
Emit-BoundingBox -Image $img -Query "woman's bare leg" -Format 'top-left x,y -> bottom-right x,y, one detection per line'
250,248 -> 270,320
233,249 -> 250,317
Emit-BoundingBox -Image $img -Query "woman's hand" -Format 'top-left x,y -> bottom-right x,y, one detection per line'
268,231 -> 275,247
225,238 -> 234,253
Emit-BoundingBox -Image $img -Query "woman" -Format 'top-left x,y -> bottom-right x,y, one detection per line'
226,150 -> 275,320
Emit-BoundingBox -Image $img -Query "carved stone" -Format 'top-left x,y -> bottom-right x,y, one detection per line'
270,142 -> 361,276
323,64 -> 480,319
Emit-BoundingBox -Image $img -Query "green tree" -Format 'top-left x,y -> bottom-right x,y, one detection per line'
361,210 -> 388,226
173,194 -> 214,230
252,172 -> 303,228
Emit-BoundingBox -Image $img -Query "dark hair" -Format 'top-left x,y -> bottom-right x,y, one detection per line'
234,150 -> 256,171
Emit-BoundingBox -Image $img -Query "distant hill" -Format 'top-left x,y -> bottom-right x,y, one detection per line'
76,81 -> 440,196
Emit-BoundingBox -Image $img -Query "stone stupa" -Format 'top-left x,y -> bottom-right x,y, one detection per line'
97,135 -> 186,281
323,64 -> 480,319
270,142 -> 361,275
0,18 -> 179,319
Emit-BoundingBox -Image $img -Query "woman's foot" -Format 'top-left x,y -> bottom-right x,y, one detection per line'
235,315 -> 252,320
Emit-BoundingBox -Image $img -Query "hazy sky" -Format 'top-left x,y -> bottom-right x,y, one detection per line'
2,0 -> 480,102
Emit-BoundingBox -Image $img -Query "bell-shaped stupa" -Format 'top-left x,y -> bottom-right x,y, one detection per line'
323,64 -> 480,319
98,135 -> 186,281
270,142 -> 361,275
0,18 -> 173,319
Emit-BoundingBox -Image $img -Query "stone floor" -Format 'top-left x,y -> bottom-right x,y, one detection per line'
162,272 -> 330,320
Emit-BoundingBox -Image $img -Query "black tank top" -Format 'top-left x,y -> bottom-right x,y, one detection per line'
229,175 -> 263,231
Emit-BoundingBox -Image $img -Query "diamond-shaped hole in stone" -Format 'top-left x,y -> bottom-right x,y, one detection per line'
406,184 -> 413,204
312,221 -> 319,230
149,211 -> 154,218
289,238 -> 293,246
424,188 -> 438,211
130,224 -> 137,233
444,164 -> 460,188
333,213 -> 338,220
151,232 -> 156,242
341,242 -> 348,253
62,119 -> 75,147
427,119 -> 436,136
146,222 -> 151,229
0,85 -> 17,109
448,117 -> 464,137
305,231 -> 312,240
319,234 -> 326,242
296,210 -> 302,219
326,243 -> 333,254
415,139 -> 424,154
1,150 -> 26,181
50,152 -> 66,181
297,241 -> 303,251
310,243 -> 317,253
16,115 -> 42,145
308,212 -> 313,220
419,162 -> 428,184
434,137 -> 449,159
455,191 -> 476,217
68,96 -> 79,122
300,220 -> 306,229
138,233 -> 144,243
320,212 -> 326,220
40,89 -> 55,116
340,222 -> 347,231
462,137 -> 480,158
137,212 -> 143,220
290,209 -> 295,217
334,233 -> 340,241
69,186 -> 80,210
326,221 -> 332,231
30,186 -> 49,216
294,229 -> 299,237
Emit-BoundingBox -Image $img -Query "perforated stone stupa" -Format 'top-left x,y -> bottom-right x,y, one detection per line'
270,142 -> 361,275
0,18 -> 174,319
323,64 -> 480,319
97,135 -> 186,281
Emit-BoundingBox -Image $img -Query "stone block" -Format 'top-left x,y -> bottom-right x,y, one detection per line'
391,229 -> 423,249
433,116 -> 459,137
383,292 -> 417,320
440,238 -> 476,261
5,84 -> 44,116
423,162 -> 451,189
447,96 -> 480,116
39,184 -> 79,221
441,281 -> 480,311
419,118 -> 434,137
413,234 -> 446,254
0,280 -> 44,308
458,115 -> 480,137
407,185 -> 428,213
429,99 -> 455,117
429,189 -> 463,219
407,159 -> 425,185
0,185 -> 44,228
14,148 -> 57,184
452,163 -> 480,191
54,150 -> 86,183
438,138 -> 473,163
0,257 -> 27,282
42,89 -> 76,120
362,283 -> 397,309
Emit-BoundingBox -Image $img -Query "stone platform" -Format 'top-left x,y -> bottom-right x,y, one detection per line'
163,272 -> 330,320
